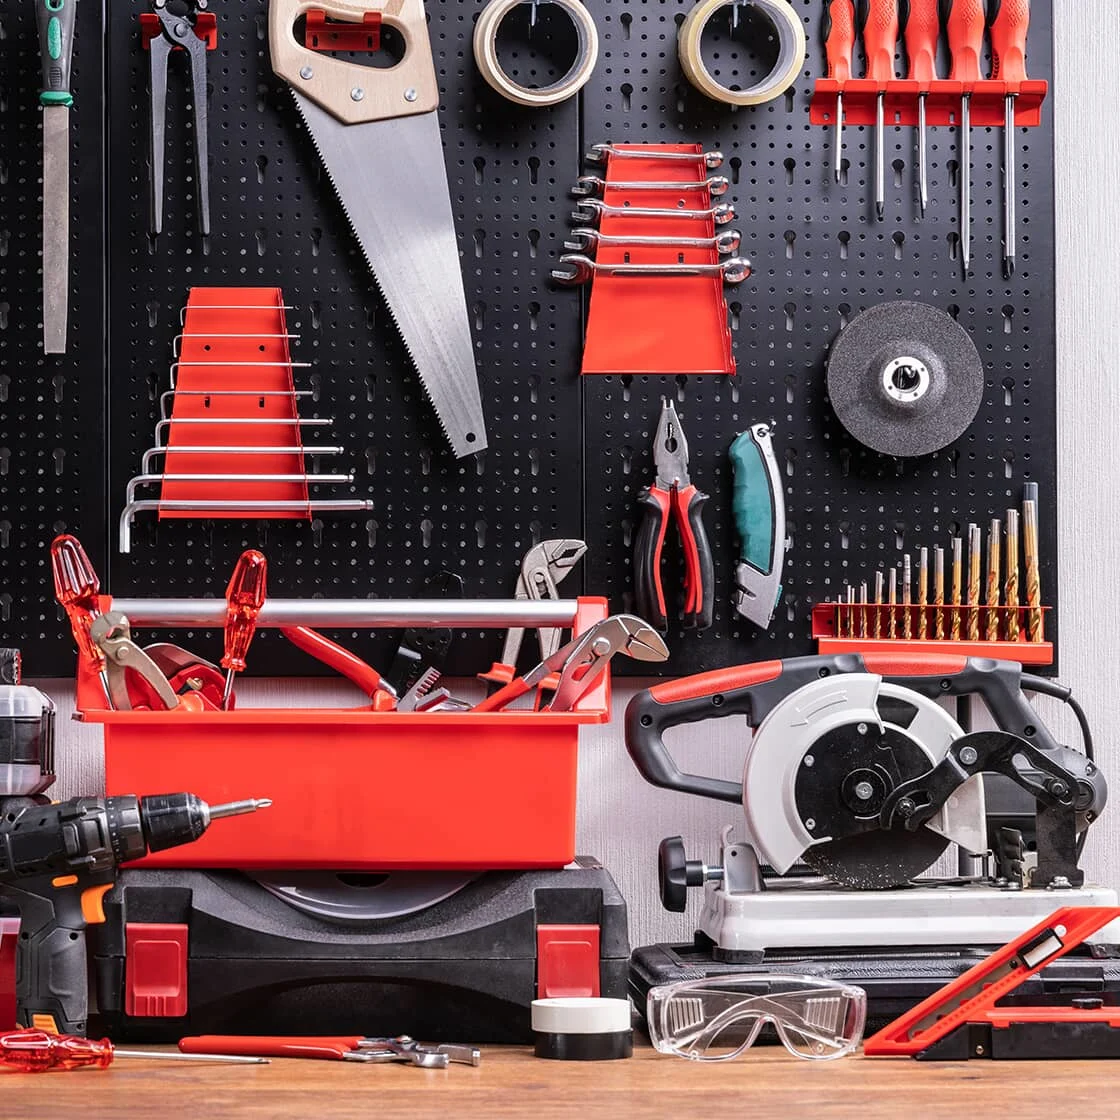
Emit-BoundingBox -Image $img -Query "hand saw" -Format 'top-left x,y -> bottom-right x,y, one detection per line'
269,0 -> 487,459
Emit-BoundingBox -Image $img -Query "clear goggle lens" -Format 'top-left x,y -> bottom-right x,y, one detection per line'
647,974 -> 867,1062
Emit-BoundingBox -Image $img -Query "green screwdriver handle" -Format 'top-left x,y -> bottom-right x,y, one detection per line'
34,0 -> 76,107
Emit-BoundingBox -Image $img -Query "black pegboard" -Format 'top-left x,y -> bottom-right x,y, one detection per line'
0,0 -> 1057,680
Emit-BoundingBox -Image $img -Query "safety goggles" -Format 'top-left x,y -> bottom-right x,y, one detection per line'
647,974 -> 867,1062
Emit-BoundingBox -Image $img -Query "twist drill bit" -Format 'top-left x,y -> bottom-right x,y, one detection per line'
986,518 -> 1001,641
933,544 -> 945,639
859,580 -> 869,638
1006,508 -> 1020,641
950,536 -> 963,639
874,570 -> 884,638
888,568 -> 898,638
1023,492 -> 1042,641
917,546 -> 929,639
848,584 -> 857,638
902,554 -> 912,639
967,523 -> 982,640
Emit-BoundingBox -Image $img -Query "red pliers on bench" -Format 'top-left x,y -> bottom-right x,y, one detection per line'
633,397 -> 714,632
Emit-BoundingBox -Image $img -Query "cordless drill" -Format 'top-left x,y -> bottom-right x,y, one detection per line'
0,685 -> 270,1035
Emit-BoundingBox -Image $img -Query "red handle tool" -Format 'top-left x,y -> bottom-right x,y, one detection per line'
823,0 -> 855,181
944,0 -> 986,82
989,0 -> 1029,87
281,626 -> 397,710
180,1035 -> 364,1061
633,484 -> 713,632
221,548 -> 267,709
862,0 -> 900,83
0,1029 -> 265,1071
901,0 -> 939,212
50,534 -> 104,673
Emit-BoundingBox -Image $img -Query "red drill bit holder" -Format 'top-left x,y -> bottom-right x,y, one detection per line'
811,600 -> 1053,666
810,78 -> 1048,128
74,598 -> 611,872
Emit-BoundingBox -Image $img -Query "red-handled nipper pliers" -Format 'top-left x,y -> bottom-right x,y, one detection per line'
633,397 -> 714,632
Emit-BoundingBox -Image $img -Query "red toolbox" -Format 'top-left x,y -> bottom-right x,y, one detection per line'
76,598 -> 610,871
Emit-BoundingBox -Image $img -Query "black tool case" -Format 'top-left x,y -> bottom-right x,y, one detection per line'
629,939 -> 1120,1036
89,859 -> 628,1043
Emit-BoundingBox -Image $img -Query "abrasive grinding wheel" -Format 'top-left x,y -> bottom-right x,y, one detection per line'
826,301 -> 984,457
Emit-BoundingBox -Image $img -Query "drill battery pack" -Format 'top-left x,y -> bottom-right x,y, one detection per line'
86,858 -> 628,1043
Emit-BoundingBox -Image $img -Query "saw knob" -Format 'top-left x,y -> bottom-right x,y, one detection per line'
658,836 -> 715,913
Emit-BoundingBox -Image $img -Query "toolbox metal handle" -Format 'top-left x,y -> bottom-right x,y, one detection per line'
109,598 -> 584,629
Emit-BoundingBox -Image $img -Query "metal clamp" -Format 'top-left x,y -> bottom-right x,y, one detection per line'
572,199 -> 737,226
473,0 -> 598,107
551,254 -> 751,286
564,227 -> 741,254
571,175 -> 729,198
678,0 -> 806,107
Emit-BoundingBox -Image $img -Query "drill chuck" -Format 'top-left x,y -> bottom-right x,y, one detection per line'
139,793 -> 272,853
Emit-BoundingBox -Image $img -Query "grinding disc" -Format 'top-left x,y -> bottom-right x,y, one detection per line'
826,301 -> 983,458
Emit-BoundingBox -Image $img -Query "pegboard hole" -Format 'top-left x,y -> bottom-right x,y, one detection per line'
493,3 -> 583,94
1003,378 -> 1015,406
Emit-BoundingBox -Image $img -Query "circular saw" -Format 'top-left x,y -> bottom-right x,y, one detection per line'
741,674 -> 980,888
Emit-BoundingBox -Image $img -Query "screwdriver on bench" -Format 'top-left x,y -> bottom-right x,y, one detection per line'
823,0 -> 856,183
0,1029 -> 267,1072
901,0 -> 939,215
989,0 -> 1030,278
943,0 -> 986,275
861,0 -> 900,220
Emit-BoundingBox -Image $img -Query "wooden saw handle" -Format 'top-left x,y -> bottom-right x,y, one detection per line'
269,0 -> 439,123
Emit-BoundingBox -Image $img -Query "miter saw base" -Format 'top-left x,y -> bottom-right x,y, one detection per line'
80,859 -> 628,1043
696,878 -> 1120,961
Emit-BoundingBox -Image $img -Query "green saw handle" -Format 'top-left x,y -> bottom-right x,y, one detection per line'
34,0 -> 77,107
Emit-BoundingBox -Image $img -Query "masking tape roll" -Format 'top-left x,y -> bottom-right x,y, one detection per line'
678,0 -> 806,107
474,0 -> 599,107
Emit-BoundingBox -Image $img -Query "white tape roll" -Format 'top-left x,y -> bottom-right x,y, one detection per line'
474,0 -> 599,108
531,997 -> 632,1034
678,0 -> 806,107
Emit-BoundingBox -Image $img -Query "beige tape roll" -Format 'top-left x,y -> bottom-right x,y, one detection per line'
678,0 -> 806,107
474,0 -> 599,107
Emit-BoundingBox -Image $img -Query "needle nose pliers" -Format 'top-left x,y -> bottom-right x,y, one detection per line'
633,398 -> 714,632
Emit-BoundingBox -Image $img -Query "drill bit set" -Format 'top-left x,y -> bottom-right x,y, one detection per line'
814,484 -> 1051,663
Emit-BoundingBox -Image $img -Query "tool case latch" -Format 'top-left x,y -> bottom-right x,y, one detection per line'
124,922 -> 189,1018
537,924 -> 601,999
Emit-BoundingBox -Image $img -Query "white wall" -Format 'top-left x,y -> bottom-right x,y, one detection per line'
31,0 -> 1120,950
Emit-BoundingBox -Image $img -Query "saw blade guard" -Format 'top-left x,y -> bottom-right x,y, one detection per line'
742,675 -> 981,874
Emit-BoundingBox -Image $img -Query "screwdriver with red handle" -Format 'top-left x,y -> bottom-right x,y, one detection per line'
942,0 -> 986,275
221,548 -> 267,709
860,0 -> 900,220
0,1029 -> 267,1072
823,0 -> 856,183
901,0 -> 940,215
989,0 -> 1030,278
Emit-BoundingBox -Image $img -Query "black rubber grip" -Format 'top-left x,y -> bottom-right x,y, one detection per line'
633,488 -> 669,632
10,880 -> 90,1035
35,0 -> 77,102
680,488 -> 714,631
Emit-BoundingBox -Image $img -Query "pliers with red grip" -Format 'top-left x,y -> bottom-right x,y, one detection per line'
633,397 -> 714,632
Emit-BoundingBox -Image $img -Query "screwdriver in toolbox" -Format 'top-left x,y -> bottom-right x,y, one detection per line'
901,0 -> 939,215
823,0 -> 857,183
943,0 -> 986,274
861,0 -> 900,220
221,549 -> 268,709
989,0 -> 1030,278
0,1029 -> 267,1072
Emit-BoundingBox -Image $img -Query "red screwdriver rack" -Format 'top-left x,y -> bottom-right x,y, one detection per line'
810,78 -> 1047,128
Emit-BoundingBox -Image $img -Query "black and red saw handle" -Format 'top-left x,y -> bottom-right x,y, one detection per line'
633,483 -> 714,632
624,652 -> 1067,805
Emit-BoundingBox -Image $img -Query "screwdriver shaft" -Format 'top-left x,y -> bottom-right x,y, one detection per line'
961,95 -> 972,274
836,91 -> 845,183
1004,95 -> 1017,277
917,95 -> 928,214
876,93 -> 886,221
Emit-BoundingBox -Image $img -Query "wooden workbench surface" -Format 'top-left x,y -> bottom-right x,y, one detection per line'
4,1042 -> 1119,1120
